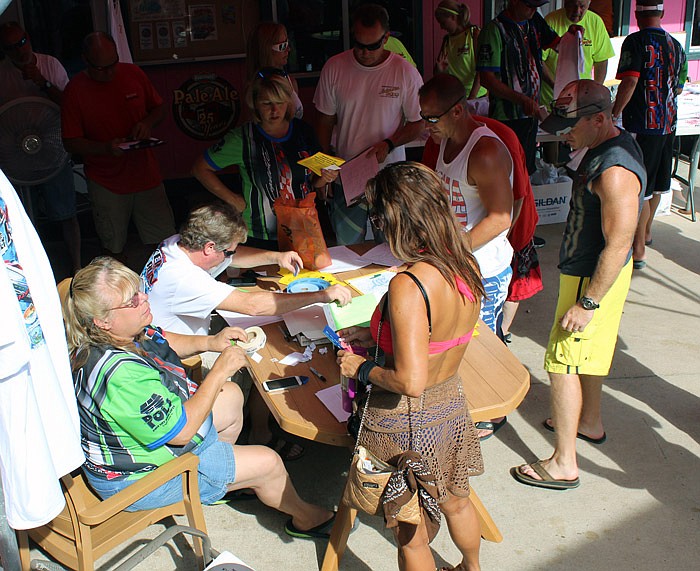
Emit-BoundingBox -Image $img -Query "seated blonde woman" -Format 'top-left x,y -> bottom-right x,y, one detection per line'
63,257 -> 335,537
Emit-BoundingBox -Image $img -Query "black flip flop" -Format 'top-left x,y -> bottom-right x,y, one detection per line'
476,417 -> 507,441
284,513 -> 336,540
542,419 -> 607,445
209,489 -> 258,505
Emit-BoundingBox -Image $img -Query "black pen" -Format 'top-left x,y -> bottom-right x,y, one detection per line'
309,366 -> 326,383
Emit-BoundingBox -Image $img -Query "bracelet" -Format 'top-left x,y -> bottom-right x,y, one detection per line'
383,138 -> 395,153
357,360 -> 378,387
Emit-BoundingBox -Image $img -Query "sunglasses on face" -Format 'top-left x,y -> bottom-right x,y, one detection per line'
420,96 -> 465,124
86,58 -> 118,72
271,40 -> 289,52
221,248 -> 237,258
353,36 -> 385,52
109,292 -> 144,311
2,34 -> 28,51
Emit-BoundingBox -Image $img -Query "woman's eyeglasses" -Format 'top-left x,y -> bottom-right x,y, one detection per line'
420,96 -> 465,124
109,292 -> 144,311
353,37 -> 385,52
271,40 -> 289,52
2,34 -> 28,51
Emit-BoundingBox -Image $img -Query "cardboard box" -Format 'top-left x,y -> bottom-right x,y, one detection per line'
533,180 -> 573,225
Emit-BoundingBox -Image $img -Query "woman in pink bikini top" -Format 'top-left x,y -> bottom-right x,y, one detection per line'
337,162 -> 486,571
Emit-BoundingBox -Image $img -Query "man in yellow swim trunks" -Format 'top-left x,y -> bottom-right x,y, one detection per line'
512,80 -> 646,490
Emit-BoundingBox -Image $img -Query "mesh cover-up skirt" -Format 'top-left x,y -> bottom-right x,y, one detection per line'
358,374 -> 484,502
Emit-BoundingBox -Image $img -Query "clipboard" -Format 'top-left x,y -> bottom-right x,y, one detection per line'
339,149 -> 380,206
117,138 -> 166,151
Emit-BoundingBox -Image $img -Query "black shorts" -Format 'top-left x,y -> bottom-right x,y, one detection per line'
634,132 -> 675,198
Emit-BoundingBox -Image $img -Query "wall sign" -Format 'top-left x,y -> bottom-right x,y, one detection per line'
172,75 -> 240,140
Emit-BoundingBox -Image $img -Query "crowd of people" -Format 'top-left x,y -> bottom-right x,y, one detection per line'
0,1 -> 688,570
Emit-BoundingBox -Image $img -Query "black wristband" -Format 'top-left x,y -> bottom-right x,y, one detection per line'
357,360 -> 378,387
383,138 -> 395,153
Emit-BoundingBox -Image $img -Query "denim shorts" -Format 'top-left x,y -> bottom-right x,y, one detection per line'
85,425 -> 236,511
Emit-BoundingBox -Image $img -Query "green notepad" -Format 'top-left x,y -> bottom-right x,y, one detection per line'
323,294 -> 378,330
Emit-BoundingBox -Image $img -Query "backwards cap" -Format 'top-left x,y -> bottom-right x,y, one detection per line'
540,79 -> 612,136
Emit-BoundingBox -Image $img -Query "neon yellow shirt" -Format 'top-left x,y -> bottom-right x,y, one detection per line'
542,9 -> 614,107
385,36 -> 416,67
439,27 -> 488,98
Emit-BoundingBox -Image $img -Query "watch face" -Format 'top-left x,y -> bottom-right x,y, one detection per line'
580,297 -> 598,310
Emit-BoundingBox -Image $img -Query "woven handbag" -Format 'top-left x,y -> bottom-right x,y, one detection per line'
341,298 -> 422,525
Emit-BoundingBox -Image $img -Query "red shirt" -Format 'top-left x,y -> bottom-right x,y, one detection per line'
62,63 -> 163,194
421,115 -> 537,252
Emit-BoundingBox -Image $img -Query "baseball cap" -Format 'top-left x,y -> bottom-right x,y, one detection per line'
540,79 -> 612,135
635,0 -> 664,12
522,0 -> 550,7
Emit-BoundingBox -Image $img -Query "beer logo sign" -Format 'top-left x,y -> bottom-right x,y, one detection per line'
172,75 -> 240,140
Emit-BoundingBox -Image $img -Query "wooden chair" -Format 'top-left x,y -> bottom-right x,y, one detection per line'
17,453 -> 209,571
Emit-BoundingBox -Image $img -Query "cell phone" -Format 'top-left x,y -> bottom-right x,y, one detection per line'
227,270 -> 259,288
262,376 -> 309,393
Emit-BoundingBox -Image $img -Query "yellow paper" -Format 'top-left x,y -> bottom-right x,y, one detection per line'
278,268 -> 344,286
297,152 -> 346,177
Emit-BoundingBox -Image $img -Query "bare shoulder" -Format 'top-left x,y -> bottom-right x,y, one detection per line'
469,135 -> 511,177
592,165 -> 641,201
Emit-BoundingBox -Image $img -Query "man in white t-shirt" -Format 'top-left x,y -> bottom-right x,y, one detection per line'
420,73 -> 514,439
0,21 -> 81,275
313,3 -> 423,245
141,203 -> 352,460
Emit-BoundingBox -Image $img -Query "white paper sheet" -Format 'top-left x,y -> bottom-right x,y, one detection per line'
282,303 -> 328,338
340,151 -> 380,205
315,384 -> 351,422
346,270 -> 396,299
359,243 -> 404,267
321,246 -> 372,273
218,311 -> 282,329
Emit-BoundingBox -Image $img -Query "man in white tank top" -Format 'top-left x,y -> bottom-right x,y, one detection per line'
420,73 -> 514,440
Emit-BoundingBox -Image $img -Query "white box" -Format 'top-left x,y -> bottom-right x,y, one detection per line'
533,180 -> 572,225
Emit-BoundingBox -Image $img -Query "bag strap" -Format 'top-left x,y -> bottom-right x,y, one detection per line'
402,271 -> 432,337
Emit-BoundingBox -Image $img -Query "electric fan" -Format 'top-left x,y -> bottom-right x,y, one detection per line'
0,96 -> 69,219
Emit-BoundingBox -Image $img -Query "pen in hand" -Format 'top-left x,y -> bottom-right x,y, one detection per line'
309,366 -> 326,383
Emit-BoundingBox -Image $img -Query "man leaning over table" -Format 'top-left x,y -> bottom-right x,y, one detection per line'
513,80 -> 645,490
141,202 -> 352,461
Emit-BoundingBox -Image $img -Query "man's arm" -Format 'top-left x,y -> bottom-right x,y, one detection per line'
367,119 -> 424,164
611,76 -> 638,118
230,246 -> 302,274
480,71 -> 539,117
467,137 -> 513,249
316,111 -> 337,153
510,197 -> 524,233
131,102 -> 166,140
191,154 -> 246,211
593,60 -> 608,84
559,166 -> 640,332
219,284 -> 352,316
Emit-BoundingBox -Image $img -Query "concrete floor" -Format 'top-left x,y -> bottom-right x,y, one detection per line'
25,187 -> 700,571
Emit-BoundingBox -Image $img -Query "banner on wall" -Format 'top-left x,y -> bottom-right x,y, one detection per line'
172,75 -> 240,140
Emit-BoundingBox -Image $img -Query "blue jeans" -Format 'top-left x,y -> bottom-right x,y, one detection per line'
85,425 -> 235,511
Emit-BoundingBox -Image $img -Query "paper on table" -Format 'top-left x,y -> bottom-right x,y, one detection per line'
282,303 -> 327,339
340,150 -> 380,206
321,245 -> 372,273
315,384 -> 350,423
360,242 -> 404,267
323,293 -> 377,330
297,152 -> 345,176
346,270 -> 397,299
218,311 -> 282,329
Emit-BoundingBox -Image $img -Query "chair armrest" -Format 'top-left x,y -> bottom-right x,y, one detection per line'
182,355 -> 203,383
78,453 -> 200,525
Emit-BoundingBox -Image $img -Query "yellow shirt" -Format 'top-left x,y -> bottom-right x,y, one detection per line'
541,9 -> 615,107
438,27 -> 488,98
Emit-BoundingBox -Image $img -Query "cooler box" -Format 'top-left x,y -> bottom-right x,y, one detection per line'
533,180 -> 573,225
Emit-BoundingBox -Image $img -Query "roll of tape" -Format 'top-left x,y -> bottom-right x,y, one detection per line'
237,326 -> 267,355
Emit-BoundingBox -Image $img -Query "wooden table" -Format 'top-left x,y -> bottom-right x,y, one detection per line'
226,263 -> 530,570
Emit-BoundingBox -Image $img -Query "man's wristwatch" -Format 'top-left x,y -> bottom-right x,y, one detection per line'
43,80 -> 53,90
579,296 -> 599,310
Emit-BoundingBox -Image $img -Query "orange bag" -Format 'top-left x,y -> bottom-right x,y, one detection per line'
275,192 -> 332,270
